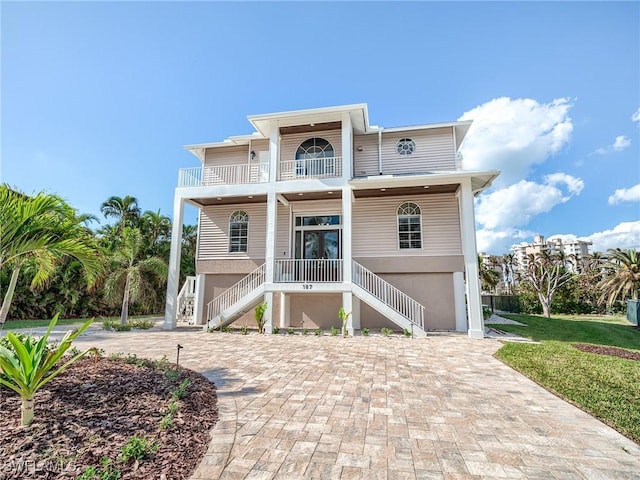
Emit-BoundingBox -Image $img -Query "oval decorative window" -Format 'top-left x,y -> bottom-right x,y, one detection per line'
395,138 -> 416,156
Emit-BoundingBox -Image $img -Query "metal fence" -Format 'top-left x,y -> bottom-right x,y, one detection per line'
481,295 -> 521,313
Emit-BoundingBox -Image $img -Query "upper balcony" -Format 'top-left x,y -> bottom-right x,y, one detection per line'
177,157 -> 343,188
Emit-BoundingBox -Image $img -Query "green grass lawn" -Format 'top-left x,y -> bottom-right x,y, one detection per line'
495,313 -> 640,443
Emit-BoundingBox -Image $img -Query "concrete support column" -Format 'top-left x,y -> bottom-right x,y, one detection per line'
193,273 -> 206,326
263,291 -> 274,333
279,292 -> 290,328
342,291 -> 353,335
453,271 -> 467,332
164,195 -> 185,330
458,179 -> 484,339
348,294 -> 361,335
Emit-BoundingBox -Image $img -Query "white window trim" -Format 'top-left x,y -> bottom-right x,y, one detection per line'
396,202 -> 423,250
228,210 -> 249,254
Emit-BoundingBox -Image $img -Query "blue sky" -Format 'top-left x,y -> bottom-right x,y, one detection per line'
2,1 -> 639,254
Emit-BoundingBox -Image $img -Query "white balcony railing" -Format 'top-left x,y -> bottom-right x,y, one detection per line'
279,157 -> 342,181
178,163 -> 270,187
353,261 -> 424,329
275,259 -> 343,283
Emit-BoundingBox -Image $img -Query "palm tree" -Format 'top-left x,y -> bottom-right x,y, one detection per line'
597,249 -> 640,307
502,253 -> 516,294
478,254 -> 500,294
0,185 -> 102,325
103,227 -> 168,324
100,195 -> 141,231
139,209 -> 171,258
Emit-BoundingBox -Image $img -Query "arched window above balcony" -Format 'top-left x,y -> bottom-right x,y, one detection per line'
295,138 -> 335,177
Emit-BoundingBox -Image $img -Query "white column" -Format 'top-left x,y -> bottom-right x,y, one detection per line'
342,187 -> 353,283
263,291 -> 274,333
269,126 -> 279,183
348,294 -> 360,335
342,112 -> 353,179
192,273 -> 206,326
279,292 -> 290,328
453,271 -> 467,332
342,291 -> 353,336
458,179 -> 484,339
164,195 -> 185,330
265,191 -> 277,284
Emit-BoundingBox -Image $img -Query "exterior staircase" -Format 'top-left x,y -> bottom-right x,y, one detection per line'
176,276 -> 196,323
352,261 -> 427,337
202,261 -> 426,336
206,264 -> 266,330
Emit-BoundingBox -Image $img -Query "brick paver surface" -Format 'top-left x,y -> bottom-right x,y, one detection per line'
70,328 -> 640,480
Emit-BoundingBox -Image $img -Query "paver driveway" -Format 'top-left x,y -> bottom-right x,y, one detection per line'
70,328 -> 639,479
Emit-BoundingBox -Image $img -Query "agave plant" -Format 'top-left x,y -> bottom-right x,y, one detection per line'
0,314 -> 95,426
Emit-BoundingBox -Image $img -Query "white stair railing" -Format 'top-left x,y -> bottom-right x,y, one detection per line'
206,264 -> 266,323
352,261 -> 425,329
275,259 -> 343,283
177,276 -> 197,321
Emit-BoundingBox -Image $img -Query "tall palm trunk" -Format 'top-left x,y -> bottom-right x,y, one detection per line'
120,275 -> 130,325
0,266 -> 22,325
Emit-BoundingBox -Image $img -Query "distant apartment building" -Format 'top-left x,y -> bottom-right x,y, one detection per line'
510,235 -> 592,273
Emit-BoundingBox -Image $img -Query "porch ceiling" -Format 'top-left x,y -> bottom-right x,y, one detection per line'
353,184 -> 459,198
189,194 -> 268,206
281,190 -> 343,202
279,121 -> 342,135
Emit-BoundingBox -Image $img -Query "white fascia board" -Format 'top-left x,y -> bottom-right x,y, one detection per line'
349,170 -> 500,194
247,103 -> 368,123
380,120 -> 472,135
248,103 -> 369,136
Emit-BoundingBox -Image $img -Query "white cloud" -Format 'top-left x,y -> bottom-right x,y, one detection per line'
476,173 -> 584,230
608,183 -> 640,205
458,97 -> 573,187
593,135 -> 631,155
612,135 -> 631,151
583,221 -> 640,252
476,228 -> 534,255
632,108 -> 640,123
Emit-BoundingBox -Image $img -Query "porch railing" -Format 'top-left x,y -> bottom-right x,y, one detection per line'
275,259 -> 343,283
278,157 -> 343,181
178,163 -> 270,187
352,261 -> 424,329
206,263 -> 266,323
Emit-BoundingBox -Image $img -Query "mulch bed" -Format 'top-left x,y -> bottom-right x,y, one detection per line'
0,356 -> 218,480
574,343 -> 640,362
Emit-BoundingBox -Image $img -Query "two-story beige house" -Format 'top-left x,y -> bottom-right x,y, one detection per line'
164,104 -> 498,338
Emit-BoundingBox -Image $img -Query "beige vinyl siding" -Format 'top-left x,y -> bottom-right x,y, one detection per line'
204,145 -> 250,167
290,199 -> 342,215
352,193 -> 461,256
276,203 -> 291,258
381,128 -> 456,174
250,139 -> 269,152
353,134 -> 380,177
197,203 -> 266,260
280,130 -> 343,164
